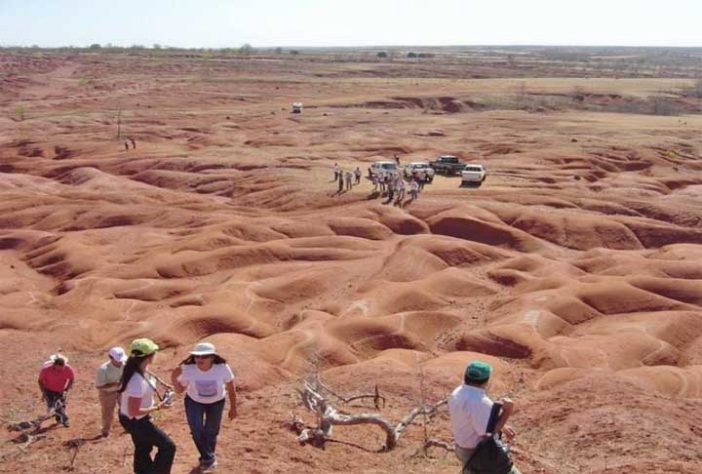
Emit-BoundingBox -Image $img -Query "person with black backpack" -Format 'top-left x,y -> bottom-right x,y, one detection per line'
448,361 -> 520,474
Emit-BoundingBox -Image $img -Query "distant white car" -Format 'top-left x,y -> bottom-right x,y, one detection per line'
403,162 -> 435,183
368,160 -> 397,177
461,164 -> 486,184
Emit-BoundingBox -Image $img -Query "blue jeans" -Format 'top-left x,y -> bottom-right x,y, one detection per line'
184,395 -> 225,465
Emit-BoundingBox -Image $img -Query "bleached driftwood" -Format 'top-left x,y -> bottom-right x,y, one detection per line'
297,381 -> 447,451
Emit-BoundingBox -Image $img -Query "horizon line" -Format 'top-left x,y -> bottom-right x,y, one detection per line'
2,43 -> 702,50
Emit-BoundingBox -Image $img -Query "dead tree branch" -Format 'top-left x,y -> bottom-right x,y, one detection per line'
423,439 -> 454,452
297,382 -> 447,451
309,373 -> 386,409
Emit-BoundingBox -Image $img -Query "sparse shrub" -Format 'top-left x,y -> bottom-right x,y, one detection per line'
89,43 -> 101,50
694,78 -> 702,98
407,52 -> 417,58
571,86 -> 586,103
14,105 -> 26,121
377,51 -> 387,58
274,47 -> 283,54
289,50 -> 299,55
651,96 -> 679,116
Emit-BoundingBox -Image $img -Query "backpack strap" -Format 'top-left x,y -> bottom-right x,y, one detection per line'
485,401 -> 503,435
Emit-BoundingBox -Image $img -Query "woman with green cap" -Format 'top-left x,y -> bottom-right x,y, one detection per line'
118,338 -> 176,474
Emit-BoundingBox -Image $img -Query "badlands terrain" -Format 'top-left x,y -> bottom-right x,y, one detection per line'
1,47 -> 702,473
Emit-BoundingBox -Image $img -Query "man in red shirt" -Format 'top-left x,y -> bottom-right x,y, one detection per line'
38,353 -> 75,427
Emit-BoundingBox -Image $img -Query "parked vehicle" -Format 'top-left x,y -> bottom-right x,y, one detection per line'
461,164 -> 487,184
368,160 -> 397,177
429,155 -> 466,175
403,162 -> 435,183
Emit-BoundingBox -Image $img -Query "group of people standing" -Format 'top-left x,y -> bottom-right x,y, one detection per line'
371,170 -> 422,205
38,339 -> 237,474
37,344 -> 518,474
331,162 -> 426,205
333,163 -> 362,193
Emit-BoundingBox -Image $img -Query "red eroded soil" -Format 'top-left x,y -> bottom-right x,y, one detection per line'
1,51 -> 701,473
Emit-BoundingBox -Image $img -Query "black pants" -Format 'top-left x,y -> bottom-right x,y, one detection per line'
119,414 -> 176,474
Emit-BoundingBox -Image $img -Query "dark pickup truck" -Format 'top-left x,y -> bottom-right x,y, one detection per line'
429,155 -> 466,175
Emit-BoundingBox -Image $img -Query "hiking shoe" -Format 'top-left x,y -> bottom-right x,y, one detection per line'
201,460 -> 217,472
62,420 -> 70,427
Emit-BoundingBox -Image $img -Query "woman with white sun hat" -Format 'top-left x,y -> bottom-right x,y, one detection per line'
171,342 -> 237,471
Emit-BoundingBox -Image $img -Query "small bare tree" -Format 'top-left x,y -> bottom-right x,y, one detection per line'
295,379 -> 446,451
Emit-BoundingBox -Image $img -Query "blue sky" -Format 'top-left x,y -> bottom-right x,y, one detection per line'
1,0 -> 700,48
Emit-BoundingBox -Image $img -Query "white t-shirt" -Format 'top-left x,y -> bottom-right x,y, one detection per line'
120,373 -> 156,419
448,384 -> 494,449
178,363 -> 234,404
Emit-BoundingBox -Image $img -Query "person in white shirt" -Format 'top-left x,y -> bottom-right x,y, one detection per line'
119,338 -> 175,474
171,342 -> 237,472
448,361 -> 520,473
96,346 -> 127,437
395,177 -> 406,204
410,179 -> 419,200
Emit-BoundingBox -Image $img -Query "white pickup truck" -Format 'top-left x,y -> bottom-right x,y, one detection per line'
403,162 -> 435,183
368,160 -> 398,178
461,164 -> 486,184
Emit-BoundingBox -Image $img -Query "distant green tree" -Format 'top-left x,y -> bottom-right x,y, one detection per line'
239,43 -> 255,55
89,43 -> 102,49
377,51 -> 387,58
153,43 -> 162,50
289,49 -> 299,55
407,52 -> 417,58
274,47 -> 283,54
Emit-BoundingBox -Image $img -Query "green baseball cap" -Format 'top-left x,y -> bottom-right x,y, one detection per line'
129,338 -> 159,357
465,360 -> 492,383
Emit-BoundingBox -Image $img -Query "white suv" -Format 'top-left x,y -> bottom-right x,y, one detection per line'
368,161 -> 397,177
461,164 -> 486,184
403,162 -> 435,183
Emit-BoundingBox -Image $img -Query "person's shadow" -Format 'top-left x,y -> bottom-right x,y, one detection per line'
366,191 -> 380,200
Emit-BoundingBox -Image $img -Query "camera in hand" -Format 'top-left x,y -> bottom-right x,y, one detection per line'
162,389 -> 174,407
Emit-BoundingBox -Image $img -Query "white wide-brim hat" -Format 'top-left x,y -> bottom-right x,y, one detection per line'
190,342 -> 217,356
49,353 -> 68,364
